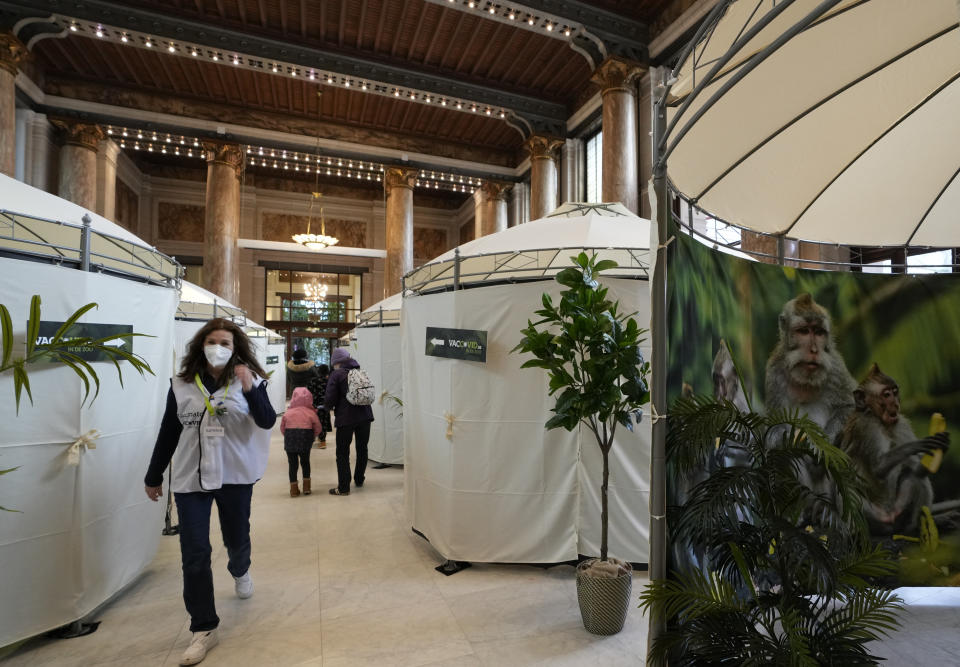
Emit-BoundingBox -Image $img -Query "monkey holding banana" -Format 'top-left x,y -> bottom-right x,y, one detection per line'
839,363 -> 949,536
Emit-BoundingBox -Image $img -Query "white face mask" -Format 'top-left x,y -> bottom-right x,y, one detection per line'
204,344 -> 233,368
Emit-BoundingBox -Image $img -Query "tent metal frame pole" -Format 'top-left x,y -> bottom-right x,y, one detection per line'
648,65 -> 670,655
453,248 -> 461,291
80,213 -> 92,272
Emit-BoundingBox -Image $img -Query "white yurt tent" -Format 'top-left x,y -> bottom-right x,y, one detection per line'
174,281 -> 286,414
0,174 -> 180,646
355,293 -> 403,465
401,202 -> 652,564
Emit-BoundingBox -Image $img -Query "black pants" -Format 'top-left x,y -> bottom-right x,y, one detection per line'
174,484 -> 253,632
287,451 -> 311,482
335,421 -> 371,492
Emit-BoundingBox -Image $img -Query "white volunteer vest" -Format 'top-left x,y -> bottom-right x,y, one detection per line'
169,374 -> 272,493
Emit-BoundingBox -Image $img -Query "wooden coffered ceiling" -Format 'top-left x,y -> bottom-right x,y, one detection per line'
4,0 -> 691,188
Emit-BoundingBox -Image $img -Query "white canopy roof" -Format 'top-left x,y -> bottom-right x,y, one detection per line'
0,174 -> 179,284
665,0 -> 960,246
177,280 -> 245,321
0,174 -> 152,249
357,292 -> 402,327
405,202 -> 652,294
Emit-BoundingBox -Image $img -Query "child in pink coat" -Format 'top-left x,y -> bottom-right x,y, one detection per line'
281,387 -> 321,497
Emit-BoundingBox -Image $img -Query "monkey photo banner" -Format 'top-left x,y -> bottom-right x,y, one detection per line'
666,231 -> 960,586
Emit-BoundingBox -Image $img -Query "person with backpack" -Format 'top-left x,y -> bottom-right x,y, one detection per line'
324,347 -> 374,496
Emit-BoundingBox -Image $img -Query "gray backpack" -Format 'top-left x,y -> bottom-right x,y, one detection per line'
345,368 -> 375,406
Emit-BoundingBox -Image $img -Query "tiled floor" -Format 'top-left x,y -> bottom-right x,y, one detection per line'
2,429 -> 649,666
5,427 -> 958,666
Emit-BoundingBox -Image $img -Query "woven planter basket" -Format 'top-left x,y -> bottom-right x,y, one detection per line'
576,558 -> 633,635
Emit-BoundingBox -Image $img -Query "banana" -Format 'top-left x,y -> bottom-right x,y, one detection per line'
921,412 -> 947,473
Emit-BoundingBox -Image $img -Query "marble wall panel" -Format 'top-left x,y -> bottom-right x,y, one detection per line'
114,179 -> 139,232
262,213 -> 367,248
414,226 -> 449,267
158,202 -> 205,242
459,220 -> 475,245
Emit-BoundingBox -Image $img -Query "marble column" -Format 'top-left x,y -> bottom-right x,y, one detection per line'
96,139 -> 121,220
561,138 -> 584,203
592,57 -> 646,214
52,120 -> 104,210
0,34 -> 28,177
203,142 -> 243,303
384,166 -> 417,295
474,180 -> 511,238
509,182 -> 529,227
525,135 -> 564,221
741,231 -> 799,265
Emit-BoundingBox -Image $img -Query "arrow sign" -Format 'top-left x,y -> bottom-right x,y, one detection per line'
36,321 -> 134,361
425,327 -> 487,363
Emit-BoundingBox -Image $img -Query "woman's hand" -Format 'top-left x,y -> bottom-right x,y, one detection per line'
234,364 -> 254,392
145,485 -> 163,502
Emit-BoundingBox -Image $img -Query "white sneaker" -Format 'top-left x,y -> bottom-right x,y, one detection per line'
234,571 -> 254,599
179,629 -> 219,665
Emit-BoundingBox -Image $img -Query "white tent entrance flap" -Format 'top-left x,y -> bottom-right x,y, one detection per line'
402,202 -> 652,564
0,259 -> 177,647
356,293 -> 403,465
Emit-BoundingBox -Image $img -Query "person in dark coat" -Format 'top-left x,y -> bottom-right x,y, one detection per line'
307,363 -> 332,449
286,348 -> 316,397
324,347 -> 374,495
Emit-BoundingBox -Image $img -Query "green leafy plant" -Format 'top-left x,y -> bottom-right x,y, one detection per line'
514,252 -> 650,561
1,295 -> 154,414
638,394 -> 904,665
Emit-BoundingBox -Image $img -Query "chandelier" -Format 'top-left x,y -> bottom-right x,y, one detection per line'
292,191 -> 339,249
303,278 -> 329,303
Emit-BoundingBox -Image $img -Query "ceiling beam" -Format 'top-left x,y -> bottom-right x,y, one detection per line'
1,0 -> 567,134
423,0 -> 649,67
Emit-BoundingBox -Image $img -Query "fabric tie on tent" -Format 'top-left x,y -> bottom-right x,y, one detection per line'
444,412 -> 456,440
66,429 -> 99,465
379,391 -> 390,405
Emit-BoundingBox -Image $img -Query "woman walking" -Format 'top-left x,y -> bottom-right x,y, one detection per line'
324,348 -> 374,496
144,318 -> 276,665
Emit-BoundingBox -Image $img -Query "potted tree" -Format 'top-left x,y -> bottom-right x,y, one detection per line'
514,252 -> 650,635
638,392 -> 905,664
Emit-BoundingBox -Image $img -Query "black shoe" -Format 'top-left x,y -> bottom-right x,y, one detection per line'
329,488 -> 349,496
355,480 -> 364,488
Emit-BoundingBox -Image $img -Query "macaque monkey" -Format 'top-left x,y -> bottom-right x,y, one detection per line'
765,293 -> 857,444
713,340 -> 749,413
840,364 -> 949,536
764,294 -> 857,517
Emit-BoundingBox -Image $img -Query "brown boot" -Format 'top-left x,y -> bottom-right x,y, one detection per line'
302,479 -> 311,495
290,482 -> 300,497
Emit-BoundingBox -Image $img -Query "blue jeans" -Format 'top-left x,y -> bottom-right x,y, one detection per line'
174,484 -> 253,632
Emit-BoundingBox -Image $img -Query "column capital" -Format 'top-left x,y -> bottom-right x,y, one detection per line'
480,180 -> 512,202
0,33 -> 28,77
591,56 -> 647,94
383,166 -> 418,192
202,141 -> 244,177
51,119 -> 105,152
524,135 -> 564,162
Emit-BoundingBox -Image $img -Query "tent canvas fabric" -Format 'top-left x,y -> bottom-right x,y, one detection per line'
402,278 -> 651,563
664,0 -> 960,246
356,294 -> 403,465
401,204 -> 653,563
0,259 -> 177,647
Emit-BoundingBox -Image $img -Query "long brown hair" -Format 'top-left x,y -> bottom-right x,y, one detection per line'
177,318 -> 268,386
